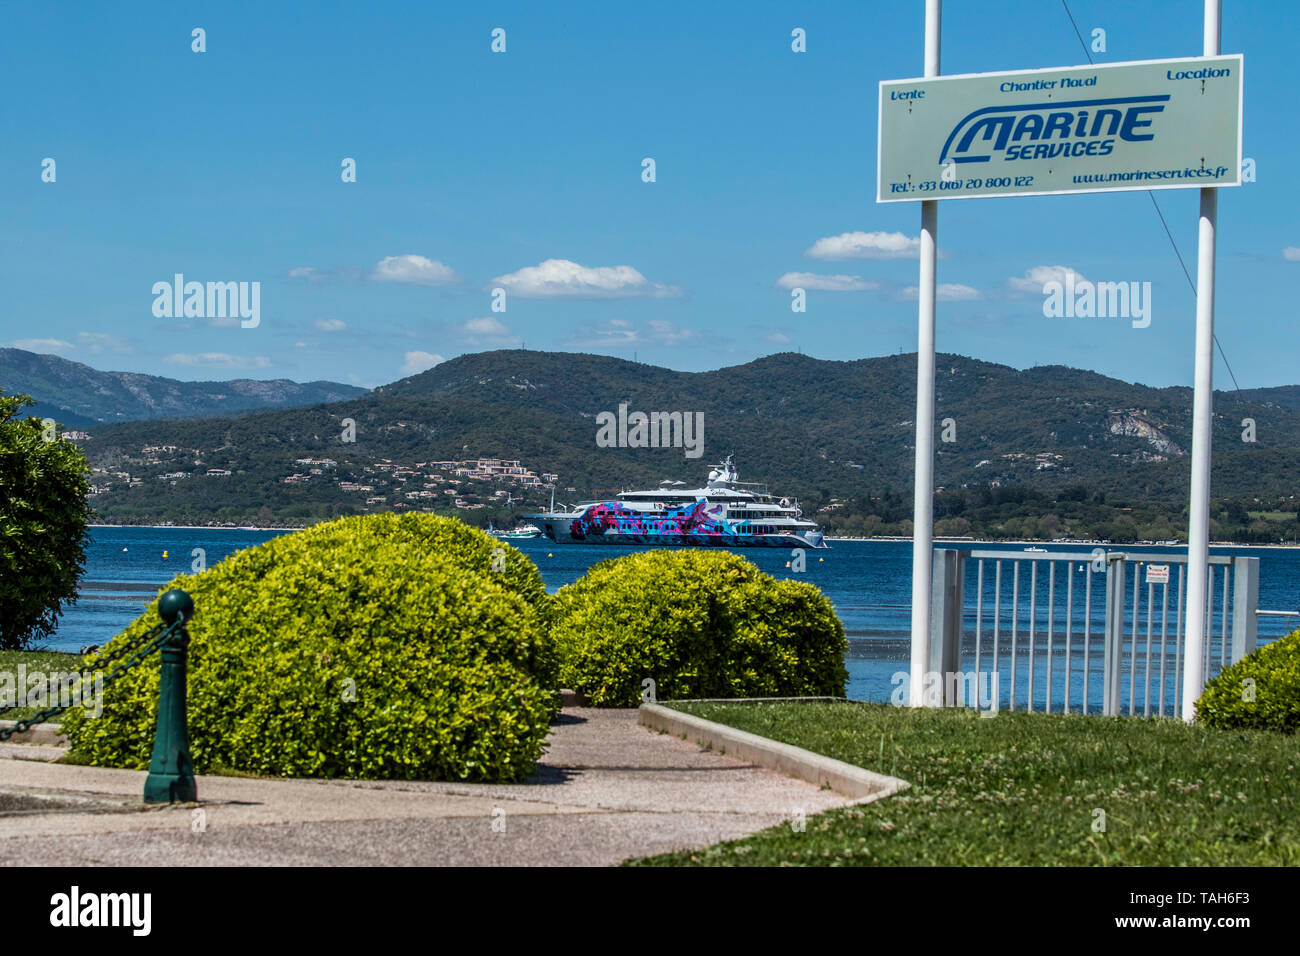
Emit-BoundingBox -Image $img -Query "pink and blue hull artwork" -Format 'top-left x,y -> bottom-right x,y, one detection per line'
564,499 -> 789,547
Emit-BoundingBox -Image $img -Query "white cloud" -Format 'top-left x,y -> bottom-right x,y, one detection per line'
75,332 -> 130,353
400,351 -> 445,375
805,231 -> 920,260
289,265 -> 362,282
764,332 -> 792,344
569,318 -> 696,348
163,353 -> 272,370
491,258 -> 680,298
314,318 -> 347,331
647,319 -> 695,344
900,283 -> 981,301
371,255 -> 459,286
777,272 -> 878,292
1006,265 -> 1088,295
464,316 -> 508,336
1284,247 -> 1300,261
571,321 -> 639,346
11,338 -> 74,354
460,316 -> 518,346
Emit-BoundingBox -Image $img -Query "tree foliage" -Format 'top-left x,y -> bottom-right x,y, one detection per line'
0,390 -> 92,650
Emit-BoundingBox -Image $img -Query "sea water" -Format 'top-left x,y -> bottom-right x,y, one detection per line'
46,527 -> 1300,706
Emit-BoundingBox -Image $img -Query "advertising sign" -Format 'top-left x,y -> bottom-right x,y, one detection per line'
878,55 -> 1242,202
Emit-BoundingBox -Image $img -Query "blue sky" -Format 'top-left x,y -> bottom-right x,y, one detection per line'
1,0 -> 1294,389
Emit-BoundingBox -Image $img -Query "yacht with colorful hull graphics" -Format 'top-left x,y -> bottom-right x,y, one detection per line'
523,455 -> 826,549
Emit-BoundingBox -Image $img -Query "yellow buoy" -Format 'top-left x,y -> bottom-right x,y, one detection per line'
162,550 -> 168,559
819,557 -> 824,562
548,553 -> 553,557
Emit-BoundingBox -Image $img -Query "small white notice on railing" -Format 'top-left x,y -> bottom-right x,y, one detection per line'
1146,564 -> 1170,584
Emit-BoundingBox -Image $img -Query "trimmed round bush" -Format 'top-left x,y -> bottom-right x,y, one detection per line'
1197,628 -> 1300,733
63,514 -> 557,781
295,512 -> 550,613
551,550 -> 847,706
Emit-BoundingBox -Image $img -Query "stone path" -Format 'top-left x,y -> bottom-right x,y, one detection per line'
0,708 -> 852,866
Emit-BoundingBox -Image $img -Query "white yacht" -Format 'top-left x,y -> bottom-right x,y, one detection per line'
523,455 -> 826,549
488,521 -> 543,540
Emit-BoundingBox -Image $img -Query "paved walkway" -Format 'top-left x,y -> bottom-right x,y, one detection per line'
0,708 -> 851,866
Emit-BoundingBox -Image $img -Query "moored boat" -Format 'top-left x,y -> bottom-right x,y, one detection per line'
523,454 -> 826,549
488,521 -> 543,540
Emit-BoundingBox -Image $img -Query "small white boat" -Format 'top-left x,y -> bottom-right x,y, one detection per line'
1024,546 -> 1048,552
488,521 -> 543,540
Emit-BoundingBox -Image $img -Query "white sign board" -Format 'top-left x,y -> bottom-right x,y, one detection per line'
1146,564 -> 1170,585
878,55 -> 1243,202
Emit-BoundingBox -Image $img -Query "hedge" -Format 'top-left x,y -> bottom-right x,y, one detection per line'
62,514 -> 556,781
550,549 -> 847,706
294,512 -> 550,615
1197,628 -> 1300,734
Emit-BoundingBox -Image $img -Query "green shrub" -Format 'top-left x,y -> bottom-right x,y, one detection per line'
63,514 -> 557,781
296,512 -> 550,614
726,577 -> 850,697
550,550 -> 847,706
1197,628 -> 1300,733
291,513 -> 557,685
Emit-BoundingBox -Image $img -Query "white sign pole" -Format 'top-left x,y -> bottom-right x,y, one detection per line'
1182,0 -> 1222,722
908,0 -> 941,707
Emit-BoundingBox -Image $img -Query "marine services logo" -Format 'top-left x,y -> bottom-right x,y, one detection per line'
939,95 -> 1170,165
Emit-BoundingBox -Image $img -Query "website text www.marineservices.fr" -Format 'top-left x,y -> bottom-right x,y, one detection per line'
1074,166 -> 1232,184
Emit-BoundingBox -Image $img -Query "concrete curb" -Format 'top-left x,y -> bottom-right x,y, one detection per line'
0,720 -> 68,748
559,688 -> 589,707
638,703 -> 909,803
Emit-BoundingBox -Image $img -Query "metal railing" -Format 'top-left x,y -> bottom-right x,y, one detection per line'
1257,609 -> 1299,622
928,549 -> 1260,717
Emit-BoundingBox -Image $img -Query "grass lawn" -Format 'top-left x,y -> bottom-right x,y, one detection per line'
0,648 -> 84,724
634,701 -> 1300,866
1246,510 -> 1293,522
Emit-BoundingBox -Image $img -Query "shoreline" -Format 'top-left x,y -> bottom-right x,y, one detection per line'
85,524 -> 1300,549
89,523 -> 305,532
825,535 -> 1300,549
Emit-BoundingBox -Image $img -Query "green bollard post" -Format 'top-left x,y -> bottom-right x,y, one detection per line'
143,589 -> 197,804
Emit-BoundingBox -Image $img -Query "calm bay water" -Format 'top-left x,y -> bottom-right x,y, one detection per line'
51,527 -> 1300,705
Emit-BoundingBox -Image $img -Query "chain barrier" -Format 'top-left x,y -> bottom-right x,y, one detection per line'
0,621 -> 166,721
0,618 -> 184,742
83,621 -> 170,676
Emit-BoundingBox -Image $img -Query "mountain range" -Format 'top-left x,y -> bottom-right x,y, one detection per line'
52,349 -> 1299,534
0,348 -> 366,427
